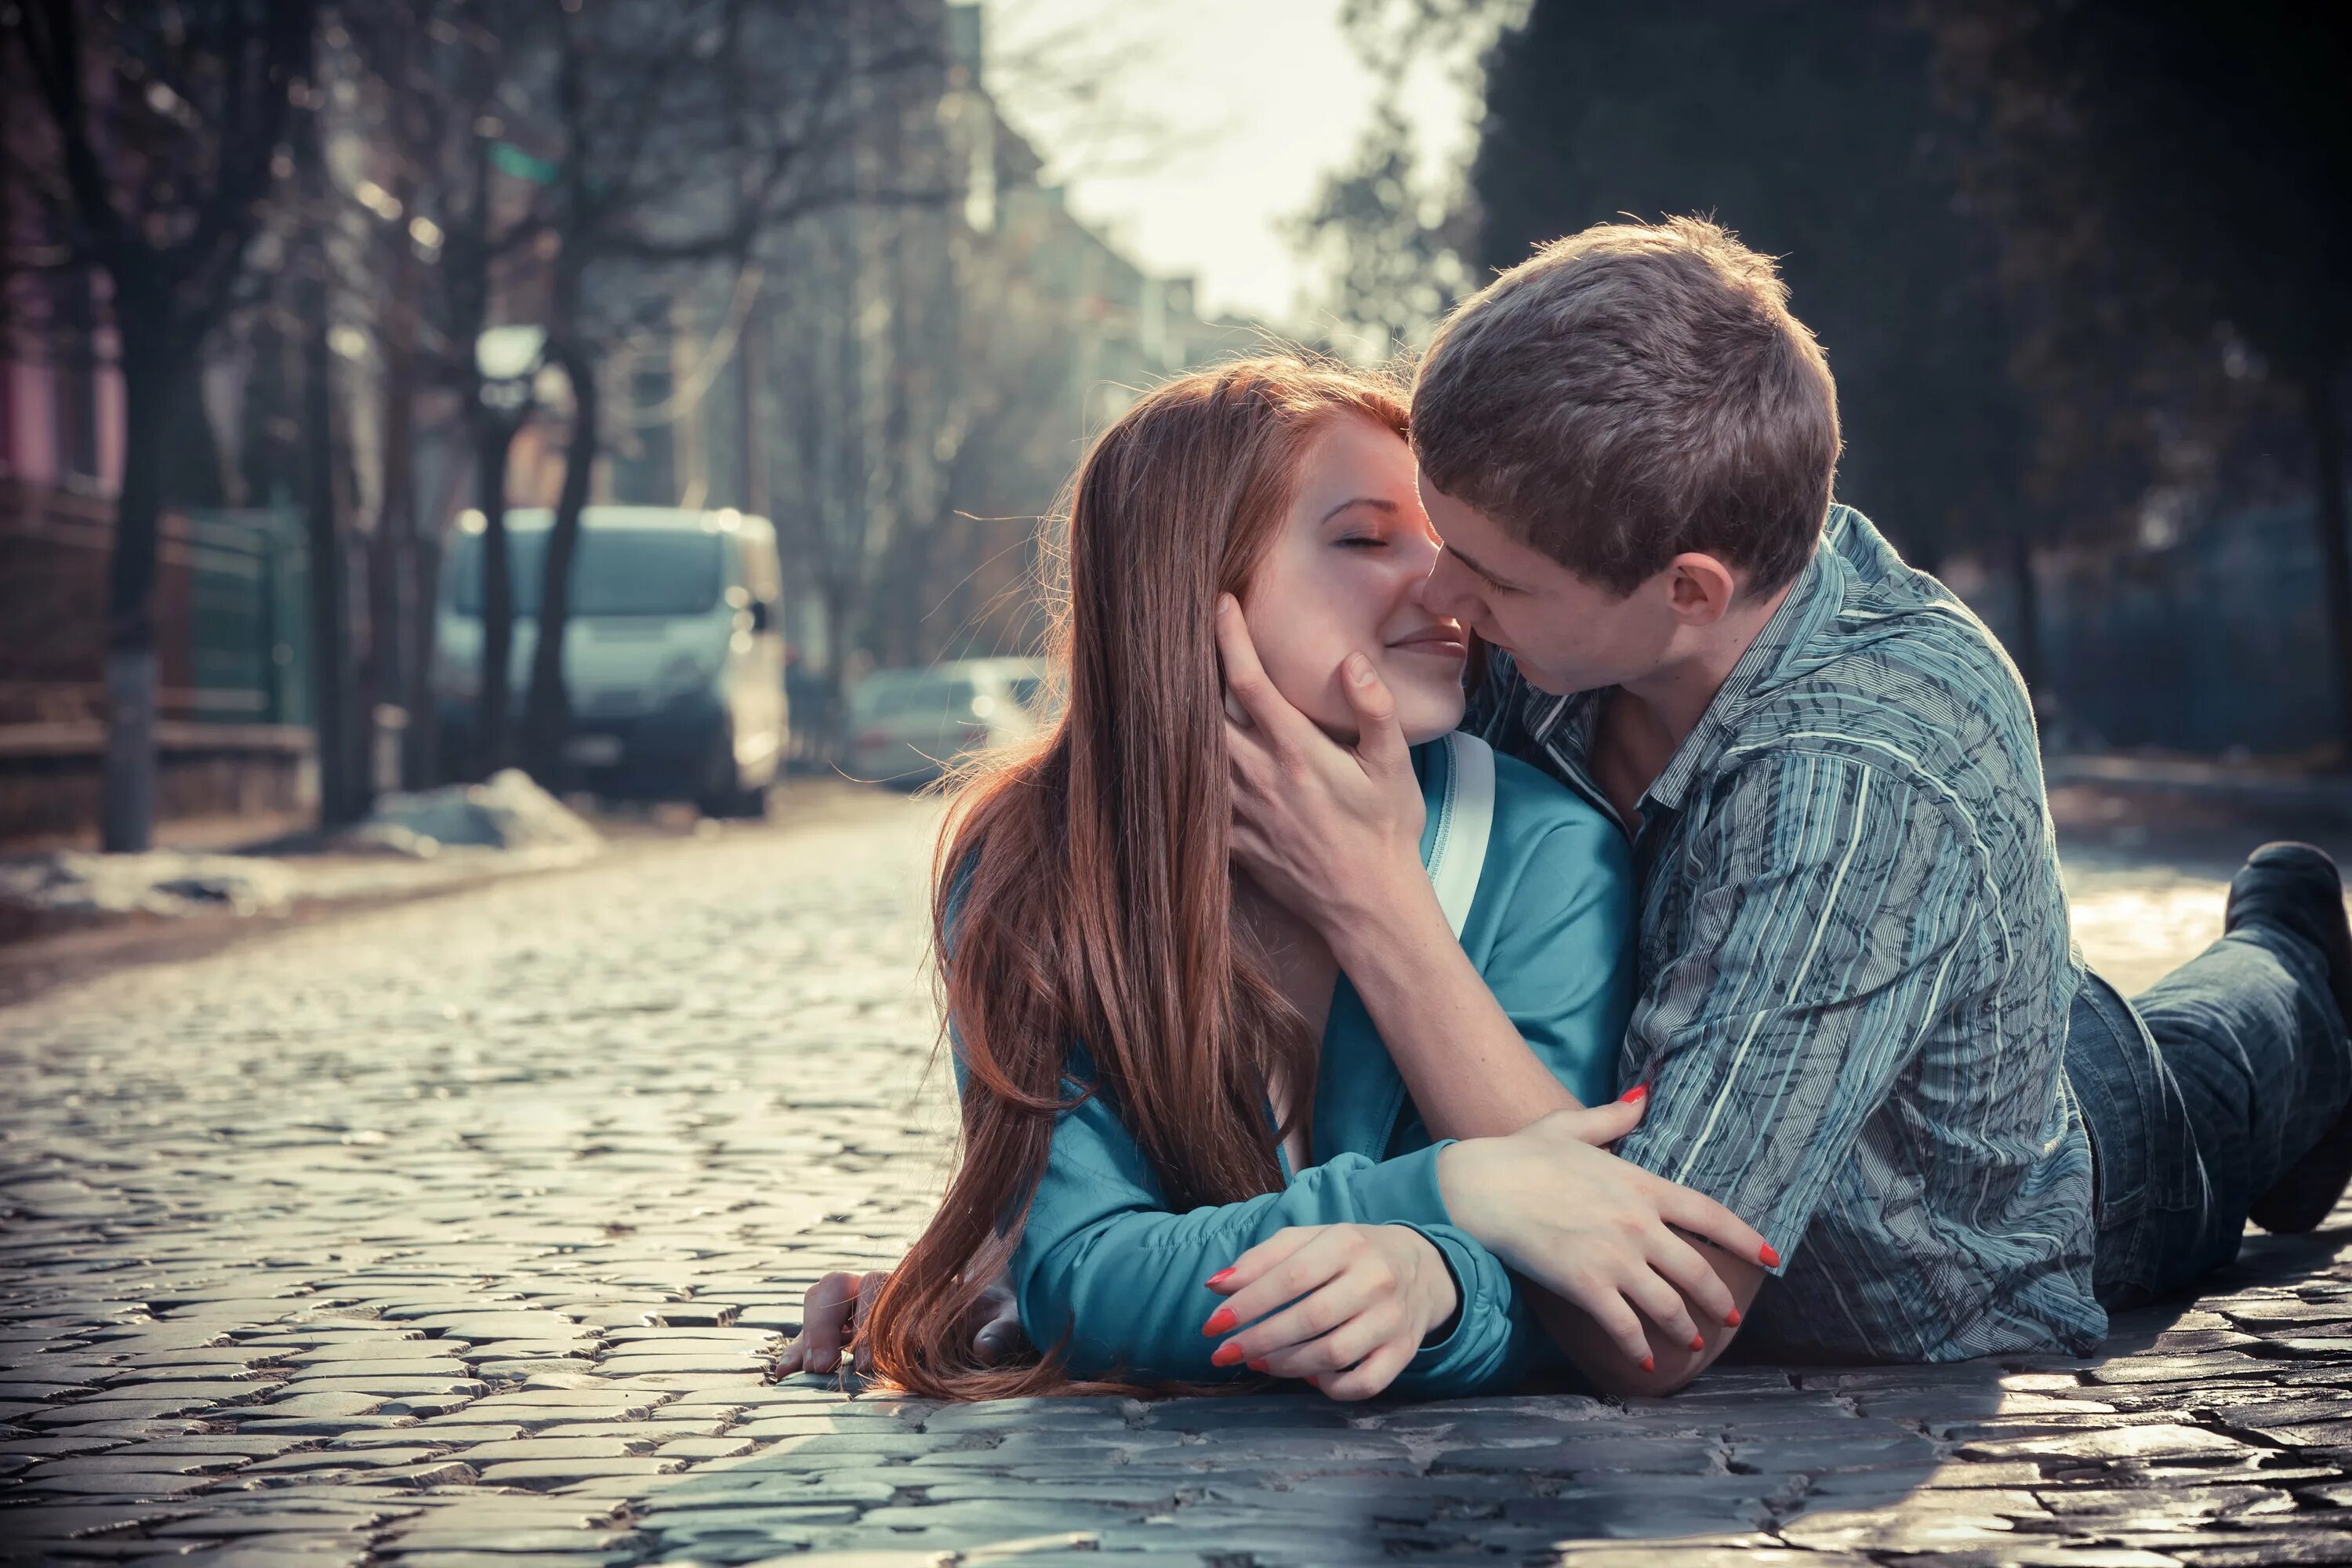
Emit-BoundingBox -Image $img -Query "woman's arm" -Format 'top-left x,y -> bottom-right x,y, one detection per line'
1014,1081 -> 1530,1397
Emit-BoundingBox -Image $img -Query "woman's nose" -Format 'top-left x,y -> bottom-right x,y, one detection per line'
1393,530 -> 1442,584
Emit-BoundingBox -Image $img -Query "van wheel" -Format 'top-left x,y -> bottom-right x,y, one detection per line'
697,723 -> 766,820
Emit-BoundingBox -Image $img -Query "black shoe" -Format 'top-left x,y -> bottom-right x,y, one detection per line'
2230,844 -> 2352,1234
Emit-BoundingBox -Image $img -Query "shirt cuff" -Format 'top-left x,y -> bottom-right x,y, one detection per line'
1393,1221 -> 1496,1367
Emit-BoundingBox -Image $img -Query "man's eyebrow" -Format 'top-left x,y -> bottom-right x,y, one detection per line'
1319,496 -> 1399,524
1443,542 -> 1515,585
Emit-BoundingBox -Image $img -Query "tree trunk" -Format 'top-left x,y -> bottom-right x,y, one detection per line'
2309,372 -> 2352,765
374,252 -> 421,795
820,576 -> 856,761
405,519 -> 443,788
736,307 -> 768,517
474,408 -> 519,779
302,350 -> 356,822
2005,523 -> 2045,714
101,299 -> 172,854
302,307 -> 356,827
522,337 -> 599,785
299,107 -> 359,829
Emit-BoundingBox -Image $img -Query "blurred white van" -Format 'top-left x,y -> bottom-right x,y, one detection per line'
434,506 -> 786,815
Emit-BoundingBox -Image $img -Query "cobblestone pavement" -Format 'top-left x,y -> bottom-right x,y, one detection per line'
8,790 -> 2352,1566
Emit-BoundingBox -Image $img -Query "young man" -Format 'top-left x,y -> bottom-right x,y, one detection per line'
1218,216 -> 2352,1395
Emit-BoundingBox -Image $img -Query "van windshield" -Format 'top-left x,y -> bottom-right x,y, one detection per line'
852,672 -> 982,720
448,528 -> 724,617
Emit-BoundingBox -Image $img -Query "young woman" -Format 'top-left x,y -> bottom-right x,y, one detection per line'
799,357 -> 1759,1401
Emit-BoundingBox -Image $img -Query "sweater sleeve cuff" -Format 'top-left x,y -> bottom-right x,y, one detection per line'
1392,1220 -> 1513,1374
1341,1138 -> 1457,1230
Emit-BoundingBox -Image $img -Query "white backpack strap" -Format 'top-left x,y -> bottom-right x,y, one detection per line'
1426,731 -> 1496,940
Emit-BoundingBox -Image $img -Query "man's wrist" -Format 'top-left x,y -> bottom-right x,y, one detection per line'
1318,858 -> 1448,971
1436,1138 -> 1519,1261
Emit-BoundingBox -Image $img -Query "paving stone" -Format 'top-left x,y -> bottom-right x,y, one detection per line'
462,1437 -> 664,1461
331,1425 -> 525,1447
284,1360 -> 477,1381
471,1457 -> 686,1486
7,1469 -> 224,1495
654,1437 -> 756,1460
1958,1422 -> 2259,1463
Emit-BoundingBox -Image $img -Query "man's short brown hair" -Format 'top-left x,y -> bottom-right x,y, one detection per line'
1413,216 -> 1839,597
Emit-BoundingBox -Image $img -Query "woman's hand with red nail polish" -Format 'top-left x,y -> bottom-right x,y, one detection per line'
1431,1102 -> 1771,1396
1196,1222 -> 1456,1400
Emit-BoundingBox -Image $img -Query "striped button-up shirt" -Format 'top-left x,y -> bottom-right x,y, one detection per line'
1466,506 -> 2105,1361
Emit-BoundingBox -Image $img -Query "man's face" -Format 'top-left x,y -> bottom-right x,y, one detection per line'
1417,479 -> 1679,695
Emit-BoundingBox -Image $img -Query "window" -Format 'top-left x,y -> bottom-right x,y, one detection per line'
448,528 -> 724,618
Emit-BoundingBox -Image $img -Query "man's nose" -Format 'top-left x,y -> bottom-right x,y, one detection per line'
1420,549 -> 1482,622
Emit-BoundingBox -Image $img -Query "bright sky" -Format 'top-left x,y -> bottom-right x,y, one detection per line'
984,0 -> 1489,331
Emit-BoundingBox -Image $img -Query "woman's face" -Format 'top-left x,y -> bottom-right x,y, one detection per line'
1239,415 -> 1468,746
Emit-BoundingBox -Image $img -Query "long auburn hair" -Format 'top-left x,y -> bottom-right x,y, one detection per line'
863,355 -> 1414,1399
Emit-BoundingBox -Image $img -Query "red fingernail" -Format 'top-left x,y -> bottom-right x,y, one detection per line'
1201,1307 -> 1238,1337
1210,1341 -> 1245,1367
1725,1308 -> 1742,1327
1306,1374 -> 1320,1388
1759,1243 -> 1780,1269
1619,1083 -> 1648,1103
1205,1267 -> 1236,1290
1247,1357 -> 1269,1373
1688,1334 -> 1705,1352
1639,1356 -> 1655,1374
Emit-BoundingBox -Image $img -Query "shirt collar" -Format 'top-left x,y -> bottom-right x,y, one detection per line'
1531,533 -> 1846,816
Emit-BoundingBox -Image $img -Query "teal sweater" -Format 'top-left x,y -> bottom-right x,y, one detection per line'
965,738 -> 1633,1396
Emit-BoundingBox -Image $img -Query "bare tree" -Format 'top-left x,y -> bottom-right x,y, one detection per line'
332,0 -> 452,790
510,0 -> 947,788
4,0 -> 314,850
1290,0 -> 1522,355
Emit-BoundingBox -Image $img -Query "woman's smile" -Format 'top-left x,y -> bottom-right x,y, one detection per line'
1385,620 -> 1469,662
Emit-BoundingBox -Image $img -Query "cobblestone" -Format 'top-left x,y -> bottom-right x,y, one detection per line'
7,792 -> 2352,1563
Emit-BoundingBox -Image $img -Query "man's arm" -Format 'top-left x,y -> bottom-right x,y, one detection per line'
1457,749 -> 1987,1392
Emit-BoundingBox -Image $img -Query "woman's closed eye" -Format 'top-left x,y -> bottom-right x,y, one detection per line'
1333,534 -> 1388,550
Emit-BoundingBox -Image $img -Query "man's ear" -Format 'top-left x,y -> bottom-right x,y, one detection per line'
1664,554 -> 1739,627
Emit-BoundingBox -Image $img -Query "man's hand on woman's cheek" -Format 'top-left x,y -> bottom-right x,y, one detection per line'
1435,1093 -> 1775,1379
1216,596 -> 1428,940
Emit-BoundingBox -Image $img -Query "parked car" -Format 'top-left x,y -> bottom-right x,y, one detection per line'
847,659 -> 1048,787
433,506 -> 786,815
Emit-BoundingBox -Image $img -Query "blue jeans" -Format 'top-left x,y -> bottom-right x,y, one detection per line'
2068,923 -> 2352,1308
